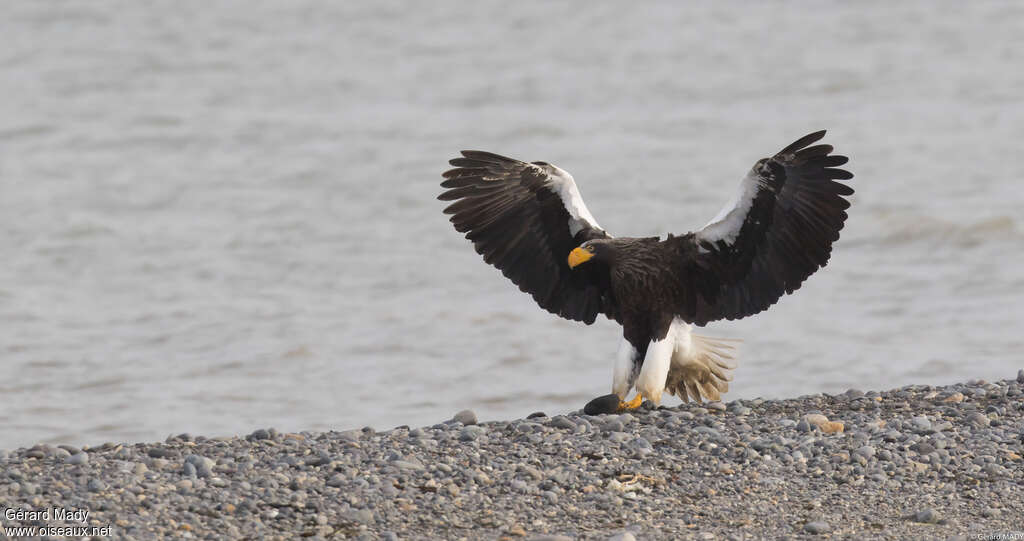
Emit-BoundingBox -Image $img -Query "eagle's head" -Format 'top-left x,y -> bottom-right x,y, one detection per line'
567,239 -> 614,269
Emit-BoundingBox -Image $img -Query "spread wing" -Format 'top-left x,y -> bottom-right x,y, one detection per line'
439,151 -> 618,324
666,130 -> 854,325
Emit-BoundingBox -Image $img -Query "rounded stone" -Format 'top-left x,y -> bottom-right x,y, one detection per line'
248,428 -> 271,440
64,452 -> 89,465
910,416 -> 932,432
459,426 -> 485,442
913,508 -> 941,524
452,410 -> 478,426
854,445 -> 876,460
584,394 -> 621,416
549,416 -> 576,430
966,412 -> 990,427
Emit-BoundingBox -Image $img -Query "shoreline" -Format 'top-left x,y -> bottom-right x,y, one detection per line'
2,372 -> 1023,540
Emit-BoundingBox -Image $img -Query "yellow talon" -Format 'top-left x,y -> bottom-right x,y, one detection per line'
618,393 -> 645,411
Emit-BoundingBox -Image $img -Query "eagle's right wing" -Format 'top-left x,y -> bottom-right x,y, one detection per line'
440,151 -> 619,324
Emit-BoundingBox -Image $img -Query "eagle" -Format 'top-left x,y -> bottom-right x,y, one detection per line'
439,131 -> 853,413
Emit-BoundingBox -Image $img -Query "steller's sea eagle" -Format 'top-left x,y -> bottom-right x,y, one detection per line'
439,131 -> 853,413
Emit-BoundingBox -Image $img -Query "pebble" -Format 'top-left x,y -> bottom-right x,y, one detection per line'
941,392 -> 965,403
912,508 -> 941,524
966,412 -> 991,427
854,445 -> 875,460
459,426 -> 485,441
452,409 -> 478,426
344,509 -> 374,524
64,452 -> 89,465
821,421 -> 845,434
2,375 -> 1022,539
608,431 -> 631,443
603,419 -> 625,432
248,428 -> 272,440
549,416 -> 576,430
803,414 -> 830,428
981,507 -> 1001,518
184,454 -> 215,478
911,416 -> 932,432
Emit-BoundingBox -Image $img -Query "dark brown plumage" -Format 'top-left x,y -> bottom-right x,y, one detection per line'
439,131 -> 853,405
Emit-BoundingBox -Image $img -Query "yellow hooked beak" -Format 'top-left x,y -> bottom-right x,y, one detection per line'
567,247 -> 593,269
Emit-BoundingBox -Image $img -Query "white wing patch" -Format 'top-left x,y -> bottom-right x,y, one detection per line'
540,164 -> 604,237
696,167 -> 765,246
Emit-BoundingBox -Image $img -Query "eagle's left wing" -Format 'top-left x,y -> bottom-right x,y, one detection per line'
665,130 -> 854,325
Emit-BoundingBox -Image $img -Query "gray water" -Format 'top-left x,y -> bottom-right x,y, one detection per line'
2,1 -> 1023,449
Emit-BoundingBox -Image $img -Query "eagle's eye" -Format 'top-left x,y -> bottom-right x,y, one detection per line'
586,245 -> 595,253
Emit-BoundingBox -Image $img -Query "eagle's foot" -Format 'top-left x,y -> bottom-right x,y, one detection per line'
618,393 -> 645,411
582,392 -> 648,415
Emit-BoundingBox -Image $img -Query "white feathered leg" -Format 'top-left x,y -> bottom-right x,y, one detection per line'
611,338 -> 638,399
635,331 -> 675,406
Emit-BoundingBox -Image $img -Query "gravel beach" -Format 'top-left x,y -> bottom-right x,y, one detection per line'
3,373 -> 1023,540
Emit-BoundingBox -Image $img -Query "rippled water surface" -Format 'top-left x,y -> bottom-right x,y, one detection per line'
2,1 -> 1023,448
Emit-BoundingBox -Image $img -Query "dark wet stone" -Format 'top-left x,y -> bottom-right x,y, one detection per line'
248,429 -> 272,440
584,394 -> 621,415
